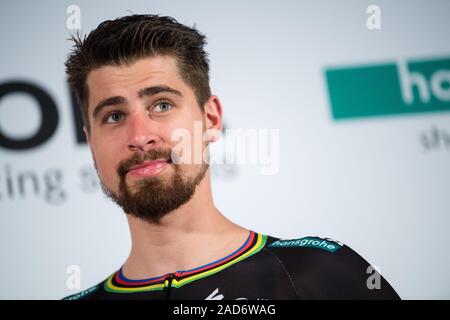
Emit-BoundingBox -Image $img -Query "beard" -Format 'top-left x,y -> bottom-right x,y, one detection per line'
97,147 -> 209,224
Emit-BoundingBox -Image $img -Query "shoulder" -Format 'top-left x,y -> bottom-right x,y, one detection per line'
264,235 -> 400,299
62,280 -> 106,300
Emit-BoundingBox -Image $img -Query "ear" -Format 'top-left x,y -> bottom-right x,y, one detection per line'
203,95 -> 223,143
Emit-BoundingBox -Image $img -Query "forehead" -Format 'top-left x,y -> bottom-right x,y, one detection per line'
86,55 -> 188,109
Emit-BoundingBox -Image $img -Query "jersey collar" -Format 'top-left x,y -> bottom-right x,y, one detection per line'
105,230 -> 267,293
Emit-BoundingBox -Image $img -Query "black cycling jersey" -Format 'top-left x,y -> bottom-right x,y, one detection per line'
63,230 -> 400,300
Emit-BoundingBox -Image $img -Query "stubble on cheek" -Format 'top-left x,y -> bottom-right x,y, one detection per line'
95,158 -> 123,197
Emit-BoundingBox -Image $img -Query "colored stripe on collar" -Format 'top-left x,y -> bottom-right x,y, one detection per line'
105,231 -> 267,293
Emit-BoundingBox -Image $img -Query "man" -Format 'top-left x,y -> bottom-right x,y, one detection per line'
63,14 -> 400,300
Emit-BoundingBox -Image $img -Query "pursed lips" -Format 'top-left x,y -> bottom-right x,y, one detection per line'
126,159 -> 170,176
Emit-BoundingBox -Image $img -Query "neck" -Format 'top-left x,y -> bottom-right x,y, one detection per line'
122,170 -> 249,279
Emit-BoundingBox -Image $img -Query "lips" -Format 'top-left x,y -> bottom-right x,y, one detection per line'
127,159 -> 170,177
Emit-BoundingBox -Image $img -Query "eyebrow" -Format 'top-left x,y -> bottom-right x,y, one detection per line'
92,96 -> 126,120
138,85 -> 182,99
91,85 -> 183,120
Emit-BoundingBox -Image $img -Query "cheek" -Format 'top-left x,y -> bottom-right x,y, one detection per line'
91,141 -> 121,187
150,105 -> 203,147
169,126 -> 208,165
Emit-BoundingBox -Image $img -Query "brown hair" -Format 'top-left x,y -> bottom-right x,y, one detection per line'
65,14 -> 211,132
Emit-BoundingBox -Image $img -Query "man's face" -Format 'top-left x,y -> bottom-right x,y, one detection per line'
84,55 -> 215,223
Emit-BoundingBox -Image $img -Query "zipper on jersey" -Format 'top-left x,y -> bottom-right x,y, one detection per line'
165,273 -> 175,300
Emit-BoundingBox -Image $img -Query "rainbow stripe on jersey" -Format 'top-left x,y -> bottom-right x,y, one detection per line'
104,230 -> 267,293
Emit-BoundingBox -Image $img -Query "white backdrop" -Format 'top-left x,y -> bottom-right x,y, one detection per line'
0,0 -> 449,299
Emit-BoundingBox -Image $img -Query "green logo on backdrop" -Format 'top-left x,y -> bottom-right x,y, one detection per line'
325,57 -> 450,119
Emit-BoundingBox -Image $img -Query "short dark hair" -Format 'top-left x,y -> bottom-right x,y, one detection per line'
65,14 -> 211,132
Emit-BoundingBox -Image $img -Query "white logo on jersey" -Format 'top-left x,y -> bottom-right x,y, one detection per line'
205,288 -> 224,300
205,288 -> 266,300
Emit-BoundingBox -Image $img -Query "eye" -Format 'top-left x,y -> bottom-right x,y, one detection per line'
152,100 -> 174,113
104,112 -> 124,124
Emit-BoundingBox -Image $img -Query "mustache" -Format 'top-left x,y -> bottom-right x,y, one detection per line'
117,148 -> 175,177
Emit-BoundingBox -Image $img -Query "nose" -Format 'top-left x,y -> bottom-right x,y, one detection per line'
127,112 -> 161,152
